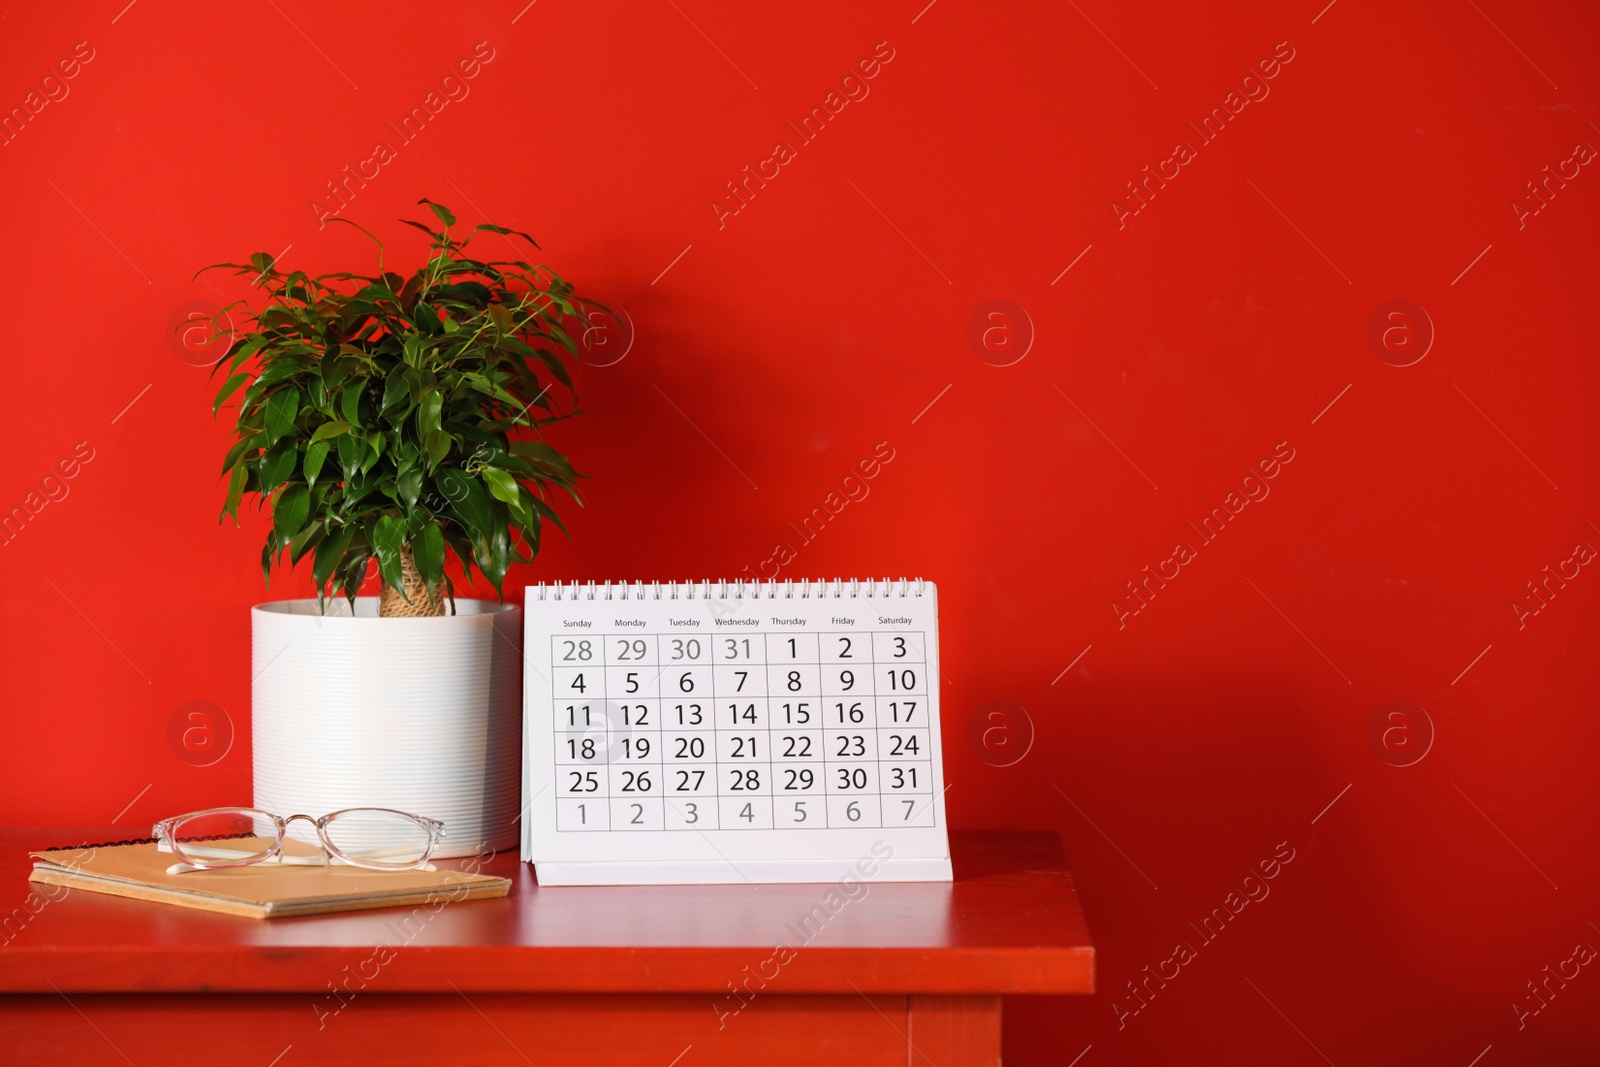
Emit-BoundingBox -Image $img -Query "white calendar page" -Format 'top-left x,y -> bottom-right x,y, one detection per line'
521,579 -> 952,885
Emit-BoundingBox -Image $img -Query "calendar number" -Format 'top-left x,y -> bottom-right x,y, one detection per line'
670,638 -> 702,660
728,702 -> 757,724
567,738 -> 597,760
837,636 -> 853,658
724,638 -> 751,659
784,768 -> 814,790
887,700 -> 916,723
561,640 -> 594,661
621,736 -> 651,759
730,735 -> 758,758
675,769 -> 706,791
568,771 -> 599,792
781,735 -> 812,758
674,703 -> 703,725
781,702 -> 811,724
565,704 -> 595,726
888,734 -> 920,756
674,736 -> 706,759
836,768 -> 867,790
615,638 -> 647,661
886,668 -> 916,690
835,734 -> 866,757
834,701 -> 864,724
892,636 -> 907,657
729,769 -> 760,791
620,770 -> 652,793
890,766 -> 920,789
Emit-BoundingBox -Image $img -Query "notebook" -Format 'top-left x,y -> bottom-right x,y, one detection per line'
521,578 -> 952,885
29,836 -> 511,919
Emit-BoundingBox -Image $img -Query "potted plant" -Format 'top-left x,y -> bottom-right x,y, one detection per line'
205,200 -> 598,856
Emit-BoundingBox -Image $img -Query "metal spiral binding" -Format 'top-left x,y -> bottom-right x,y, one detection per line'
532,578 -> 925,600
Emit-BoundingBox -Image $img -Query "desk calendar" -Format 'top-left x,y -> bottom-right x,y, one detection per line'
521,579 -> 952,885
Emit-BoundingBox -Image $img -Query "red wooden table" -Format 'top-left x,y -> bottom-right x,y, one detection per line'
0,829 -> 1093,1065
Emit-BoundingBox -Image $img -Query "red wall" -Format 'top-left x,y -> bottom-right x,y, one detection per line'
3,1 -> 1598,1062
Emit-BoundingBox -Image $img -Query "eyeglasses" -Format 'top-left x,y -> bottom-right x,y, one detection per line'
152,807 -> 445,875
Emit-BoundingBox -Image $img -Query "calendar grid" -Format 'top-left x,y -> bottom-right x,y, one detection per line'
551,630 -> 933,832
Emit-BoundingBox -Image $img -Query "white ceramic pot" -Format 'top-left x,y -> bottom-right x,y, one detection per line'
251,598 -> 521,858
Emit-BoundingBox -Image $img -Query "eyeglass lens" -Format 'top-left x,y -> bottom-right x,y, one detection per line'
321,809 -> 433,869
167,808 -> 279,867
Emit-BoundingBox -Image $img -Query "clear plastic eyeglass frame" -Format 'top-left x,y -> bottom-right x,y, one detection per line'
152,807 -> 445,875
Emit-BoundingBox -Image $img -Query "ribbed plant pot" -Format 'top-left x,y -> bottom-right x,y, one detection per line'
251,598 -> 521,858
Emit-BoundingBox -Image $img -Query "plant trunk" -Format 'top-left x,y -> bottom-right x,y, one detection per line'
379,544 -> 447,617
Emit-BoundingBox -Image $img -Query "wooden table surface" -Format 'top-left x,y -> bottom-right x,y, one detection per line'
0,829 -> 1094,1065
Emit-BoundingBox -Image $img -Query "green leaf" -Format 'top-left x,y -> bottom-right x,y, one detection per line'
274,484 -> 310,538
381,366 -> 411,415
340,549 -> 371,606
442,528 -> 476,579
311,420 -> 354,441
337,431 -> 367,478
500,336 -> 572,389
528,492 -> 569,536
222,463 -> 248,522
289,520 -> 326,564
425,428 -> 451,467
221,433 -> 263,476
304,439 -> 330,486
340,385 -> 363,425
474,222 -> 539,248
396,466 -> 423,509
372,515 -> 406,595
399,218 -> 443,243
436,467 -> 494,533
313,524 -> 355,588
258,438 -> 297,494
264,387 -> 300,444
476,522 -> 511,595
360,432 -> 383,475
420,199 -> 457,228
262,533 -> 280,585
307,374 -> 328,412
509,439 -> 577,478
413,523 -> 445,590
413,301 -> 443,334
213,372 -> 247,414
418,390 -> 443,438
436,281 -> 492,308
481,466 -> 520,507
223,334 -> 267,375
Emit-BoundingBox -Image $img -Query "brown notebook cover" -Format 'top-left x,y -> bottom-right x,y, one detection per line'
29,837 -> 511,919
